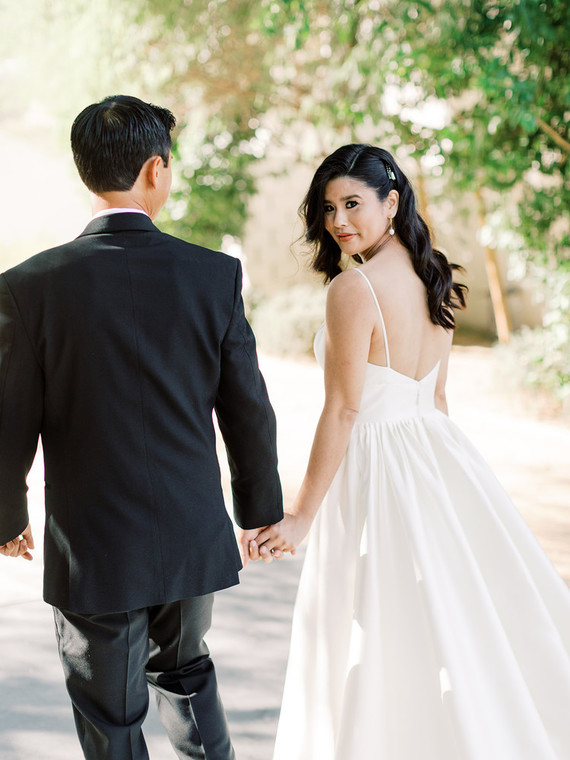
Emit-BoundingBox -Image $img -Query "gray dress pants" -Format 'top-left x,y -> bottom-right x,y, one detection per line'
53,595 -> 236,760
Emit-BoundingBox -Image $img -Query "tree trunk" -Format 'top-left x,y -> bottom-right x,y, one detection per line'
415,168 -> 434,232
476,190 -> 512,343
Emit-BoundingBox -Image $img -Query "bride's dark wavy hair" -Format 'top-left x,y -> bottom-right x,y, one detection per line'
301,144 -> 467,329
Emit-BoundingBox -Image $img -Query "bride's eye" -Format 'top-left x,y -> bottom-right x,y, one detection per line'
324,204 -> 334,214
346,200 -> 358,209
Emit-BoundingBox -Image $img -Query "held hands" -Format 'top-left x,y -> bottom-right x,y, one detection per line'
247,512 -> 312,564
0,523 -> 35,561
238,527 -> 287,567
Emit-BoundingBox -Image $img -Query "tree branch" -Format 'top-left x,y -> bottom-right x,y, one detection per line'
536,117 -> 570,154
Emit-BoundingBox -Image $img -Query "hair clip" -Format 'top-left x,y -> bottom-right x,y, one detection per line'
384,162 -> 396,181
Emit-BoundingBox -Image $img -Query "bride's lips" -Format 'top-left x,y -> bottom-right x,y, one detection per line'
337,233 -> 355,242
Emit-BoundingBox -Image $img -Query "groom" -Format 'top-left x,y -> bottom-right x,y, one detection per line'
0,95 -> 282,759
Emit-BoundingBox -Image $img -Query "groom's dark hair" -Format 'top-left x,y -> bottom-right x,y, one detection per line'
71,95 -> 176,193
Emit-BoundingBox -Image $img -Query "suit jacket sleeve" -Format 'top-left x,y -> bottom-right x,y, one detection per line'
0,275 -> 43,544
214,260 -> 283,529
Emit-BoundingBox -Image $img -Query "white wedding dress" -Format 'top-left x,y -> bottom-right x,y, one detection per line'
273,268 -> 570,760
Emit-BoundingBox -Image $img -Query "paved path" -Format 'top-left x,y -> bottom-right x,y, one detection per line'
0,348 -> 568,759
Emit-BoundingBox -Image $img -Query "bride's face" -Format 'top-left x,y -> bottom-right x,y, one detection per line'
323,176 -> 392,257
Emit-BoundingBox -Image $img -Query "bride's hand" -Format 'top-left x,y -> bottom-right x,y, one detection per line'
249,512 -> 312,563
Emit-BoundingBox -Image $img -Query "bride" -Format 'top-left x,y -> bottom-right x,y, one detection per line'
250,144 -> 570,759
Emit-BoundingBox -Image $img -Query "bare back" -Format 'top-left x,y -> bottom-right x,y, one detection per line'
356,247 -> 452,391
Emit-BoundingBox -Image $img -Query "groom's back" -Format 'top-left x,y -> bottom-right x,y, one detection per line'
1,216 -> 248,613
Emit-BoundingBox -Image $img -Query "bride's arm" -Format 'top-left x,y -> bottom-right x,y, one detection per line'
252,271 -> 375,558
434,329 -> 454,415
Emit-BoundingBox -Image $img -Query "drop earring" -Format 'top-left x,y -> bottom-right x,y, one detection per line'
389,217 -> 395,236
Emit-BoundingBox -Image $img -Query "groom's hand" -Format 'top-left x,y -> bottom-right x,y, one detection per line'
238,528 -> 284,567
0,522 -> 35,561
248,535 -> 286,564
253,512 -> 311,562
238,528 -> 263,568
238,526 -> 286,565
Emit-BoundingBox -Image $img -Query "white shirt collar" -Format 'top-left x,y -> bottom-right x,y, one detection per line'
92,208 -> 149,219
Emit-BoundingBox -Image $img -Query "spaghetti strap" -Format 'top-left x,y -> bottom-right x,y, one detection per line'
353,268 -> 391,367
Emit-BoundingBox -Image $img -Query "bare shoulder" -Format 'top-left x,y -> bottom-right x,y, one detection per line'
328,267 -> 366,293
326,268 -> 378,326
327,268 -> 370,307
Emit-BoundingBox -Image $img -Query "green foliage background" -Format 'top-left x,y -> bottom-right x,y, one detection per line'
1,0 -> 568,399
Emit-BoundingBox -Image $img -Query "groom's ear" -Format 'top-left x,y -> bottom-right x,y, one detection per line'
143,155 -> 163,190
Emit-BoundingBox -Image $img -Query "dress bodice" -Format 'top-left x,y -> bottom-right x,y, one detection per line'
313,270 -> 439,424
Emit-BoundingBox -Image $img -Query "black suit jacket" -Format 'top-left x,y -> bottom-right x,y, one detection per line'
0,212 -> 282,613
